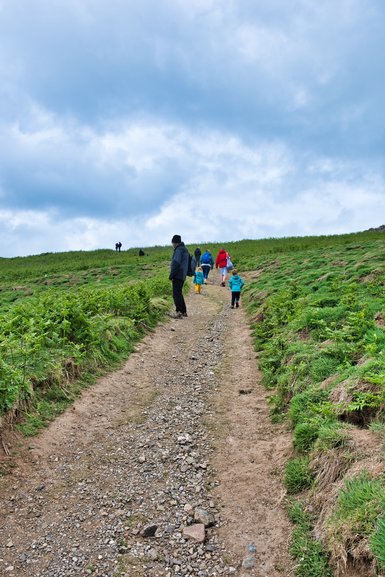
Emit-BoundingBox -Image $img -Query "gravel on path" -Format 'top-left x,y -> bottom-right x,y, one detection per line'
0,277 -> 293,577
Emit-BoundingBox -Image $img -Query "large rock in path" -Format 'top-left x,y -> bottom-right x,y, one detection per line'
183,523 -> 206,543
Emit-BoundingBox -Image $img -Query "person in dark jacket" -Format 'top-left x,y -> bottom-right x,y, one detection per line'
169,234 -> 189,318
194,247 -> 201,267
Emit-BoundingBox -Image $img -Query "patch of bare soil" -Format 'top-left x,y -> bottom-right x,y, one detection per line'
0,273 -> 293,577
210,301 -> 292,575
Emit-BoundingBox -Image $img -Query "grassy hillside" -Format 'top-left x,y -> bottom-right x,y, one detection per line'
0,246 -> 174,435
241,232 -> 385,577
0,246 -> 172,310
1,230 -> 385,575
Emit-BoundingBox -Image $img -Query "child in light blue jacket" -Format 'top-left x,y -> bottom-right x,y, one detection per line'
228,269 -> 245,308
194,266 -> 205,294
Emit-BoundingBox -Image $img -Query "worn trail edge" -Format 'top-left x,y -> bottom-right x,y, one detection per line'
0,279 -> 293,577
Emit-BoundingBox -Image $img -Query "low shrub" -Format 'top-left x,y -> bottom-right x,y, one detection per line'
289,388 -> 330,426
0,278 -> 172,427
293,420 -> 322,452
312,422 -> 348,451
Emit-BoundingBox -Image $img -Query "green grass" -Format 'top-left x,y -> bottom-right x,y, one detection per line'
329,472 -> 385,537
312,422 -> 348,452
293,420 -> 323,452
245,234 -> 385,429
2,229 -> 385,571
284,457 -> 314,494
370,516 -> 385,572
326,471 -> 385,573
287,500 -> 332,577
240,231 -> 385,574
0,273 -> 172,429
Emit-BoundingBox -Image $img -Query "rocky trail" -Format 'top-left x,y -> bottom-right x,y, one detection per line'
0,276 -> 293,577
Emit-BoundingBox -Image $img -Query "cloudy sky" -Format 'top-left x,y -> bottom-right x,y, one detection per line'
1,0 -> 385,257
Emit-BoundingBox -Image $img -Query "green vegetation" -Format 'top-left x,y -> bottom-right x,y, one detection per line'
330,472 -> 385,537
284,456 -> 313,494
243,236 -> 385,438
0,246 -> 172,311
0,247 -> 173,431
3,230 -> 385,574
288,500 -> 332,577
371,516 -> 385,572
240,230 -> 385,575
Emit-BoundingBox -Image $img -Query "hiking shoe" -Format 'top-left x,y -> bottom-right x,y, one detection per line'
182,312 -> 188,317
169,312 -> 183,319
221,281 -> 225,287
236,302 -> 239,308
230,305 -> 234,309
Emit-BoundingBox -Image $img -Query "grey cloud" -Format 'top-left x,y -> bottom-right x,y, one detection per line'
1,0 -> 383,156
1,0 -> 385,256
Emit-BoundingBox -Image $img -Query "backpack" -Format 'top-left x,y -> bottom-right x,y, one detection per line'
187,254 -> 196,276
201,252 -> 211,264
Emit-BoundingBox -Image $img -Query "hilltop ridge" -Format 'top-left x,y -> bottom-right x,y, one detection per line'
365,224 -> 385,232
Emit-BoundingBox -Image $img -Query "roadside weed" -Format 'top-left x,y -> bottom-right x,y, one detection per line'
284,457 -> 314,494
287,500 -> 332,577
370,516 -> 385,572
329,472 -> 385,537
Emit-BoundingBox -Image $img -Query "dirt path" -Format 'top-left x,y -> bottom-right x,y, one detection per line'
0,277 -> 293,577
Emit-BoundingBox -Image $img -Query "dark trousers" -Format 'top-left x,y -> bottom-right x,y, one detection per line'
172,279 -> 187,314
201,264 -> 210,279
231,291 -> 240,306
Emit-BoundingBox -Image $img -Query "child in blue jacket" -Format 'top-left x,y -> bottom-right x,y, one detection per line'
228,269 -> 245,308
194,266 -> 205,294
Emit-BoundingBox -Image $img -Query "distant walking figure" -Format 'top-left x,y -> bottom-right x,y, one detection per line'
138,249 -> 145,256
115,242 -> 122,252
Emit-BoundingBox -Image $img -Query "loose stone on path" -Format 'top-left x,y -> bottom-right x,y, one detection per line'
0,281 -> 292,576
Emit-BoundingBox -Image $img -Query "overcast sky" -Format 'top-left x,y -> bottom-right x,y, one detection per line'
1,0 -> 385,257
